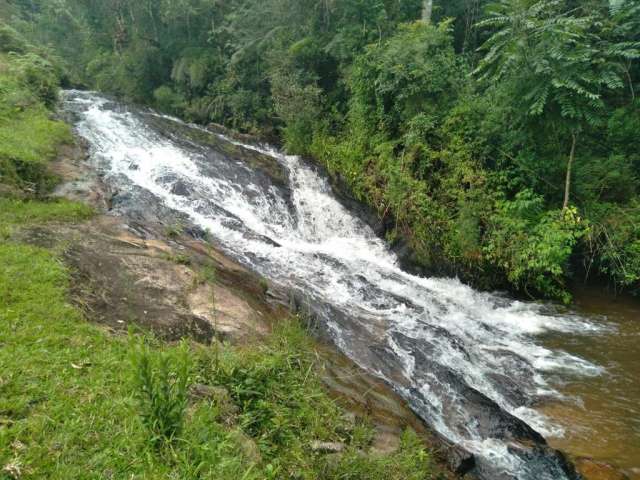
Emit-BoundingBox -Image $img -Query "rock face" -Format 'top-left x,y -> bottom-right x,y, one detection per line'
447,445 -> 476,475
21,214 -> 280,344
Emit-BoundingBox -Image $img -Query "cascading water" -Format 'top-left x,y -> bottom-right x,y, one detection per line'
62,90 -> 607,479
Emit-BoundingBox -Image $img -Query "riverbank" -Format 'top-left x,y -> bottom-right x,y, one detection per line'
0,136 -> 453,479
0,46 -> 449,478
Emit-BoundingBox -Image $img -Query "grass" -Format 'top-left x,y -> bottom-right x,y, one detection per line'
0,104 -> 72,165
0,239 -> 436,479
0,198 -> 93,239
0,198 -> 93,225
0,52 -> 72,191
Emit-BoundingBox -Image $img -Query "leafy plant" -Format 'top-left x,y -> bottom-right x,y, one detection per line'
485,190 -> 589,301
129,338 -> 192,448
475,0 -> 625,208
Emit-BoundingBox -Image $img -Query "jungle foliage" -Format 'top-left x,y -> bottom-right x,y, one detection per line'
4,0 -> 639,300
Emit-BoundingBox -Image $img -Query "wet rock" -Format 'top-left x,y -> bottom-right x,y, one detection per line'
446,445 -> 475,475
170,180 -> 192,197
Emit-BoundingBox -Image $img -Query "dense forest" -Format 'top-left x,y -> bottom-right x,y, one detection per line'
2,0 -> 640,301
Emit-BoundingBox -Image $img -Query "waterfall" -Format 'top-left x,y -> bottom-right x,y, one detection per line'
63,90 -> 607,480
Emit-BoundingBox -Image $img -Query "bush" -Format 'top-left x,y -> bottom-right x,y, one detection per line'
582,200 -> 640,291
8,52 -> 61,107
271,71 -> 322,154
153,85 -> 185,115
130,338 -> 192,448
349,21 -> 464,141
0,24 -> 27,54
485,191 -> 589,301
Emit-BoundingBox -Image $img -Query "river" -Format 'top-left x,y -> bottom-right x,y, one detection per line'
541,287 -> 640,479
61,91 -> 639,480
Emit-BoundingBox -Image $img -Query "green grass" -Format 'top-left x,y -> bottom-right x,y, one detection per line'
0,240 -> 436,479
0,198 -> 93,225
0,198 -> 93,239
0,105 -> 72,165
0,52 -> 72,192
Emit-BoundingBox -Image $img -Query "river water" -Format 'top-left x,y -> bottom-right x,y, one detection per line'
61,91 -> 639,480
540,287 -> 640,479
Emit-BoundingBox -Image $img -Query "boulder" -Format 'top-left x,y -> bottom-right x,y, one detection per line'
447,445 -> 476,475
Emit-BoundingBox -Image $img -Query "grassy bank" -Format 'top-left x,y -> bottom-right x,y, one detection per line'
0,236 -> 434,479
0,204 -> 436,479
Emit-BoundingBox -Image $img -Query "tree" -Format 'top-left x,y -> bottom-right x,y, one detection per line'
475,0 -> 625,209
605,0 -> 640,101
422,0 -> 433,22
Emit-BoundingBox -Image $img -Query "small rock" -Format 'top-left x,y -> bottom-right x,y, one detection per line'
190,384 -> 229,401
10,441 -> 25,453
336,412 -> 357,436
2,461 -> 22,479
342,412 -> 357,426
229,429 -> 262,463
447,445 -> 475,475
189,384 -> 239,421
310,441 -> 346,454
371,430 -> 401,456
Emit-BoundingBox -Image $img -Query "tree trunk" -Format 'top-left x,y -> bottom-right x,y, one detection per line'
563,132 -> 577,210
625,61 -> 635,102
422,0 -> 433,23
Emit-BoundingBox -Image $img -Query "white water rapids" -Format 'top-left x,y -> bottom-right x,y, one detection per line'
63,91 -> 607,479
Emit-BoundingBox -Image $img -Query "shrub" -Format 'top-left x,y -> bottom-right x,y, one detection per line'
153,85 -> 185,115
130,338 -> 192,448
0,24 -> 27,54
485,190 -> 589,301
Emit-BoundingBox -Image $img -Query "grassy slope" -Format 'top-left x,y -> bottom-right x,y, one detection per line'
0,209 -> 435,479
0,52 -> 72,192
